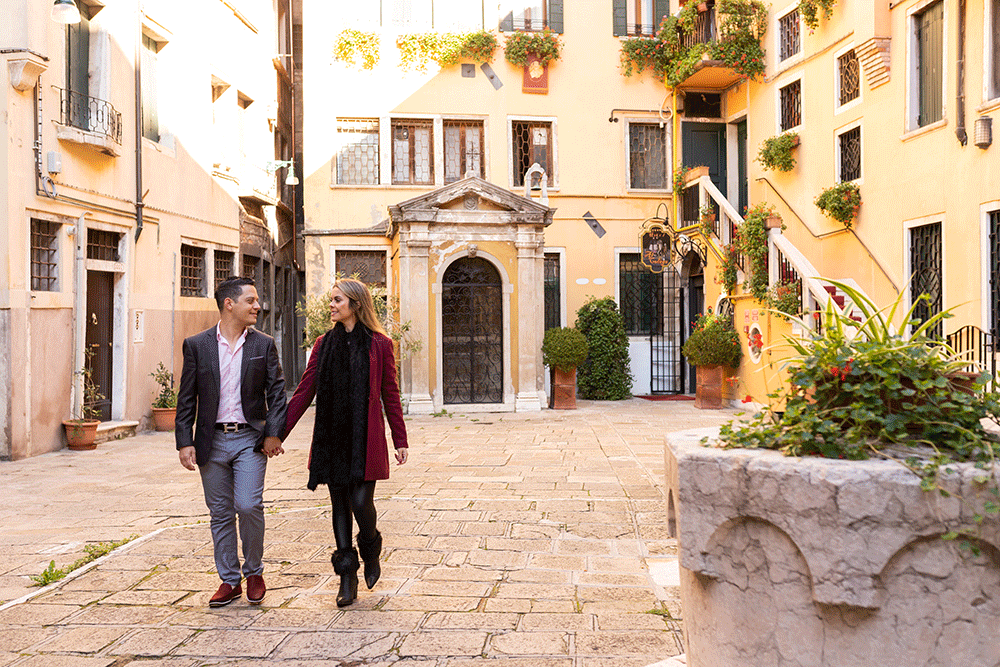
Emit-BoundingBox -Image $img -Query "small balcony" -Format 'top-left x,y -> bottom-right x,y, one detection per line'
54,87 -> 123,157
674,1 -> 765,91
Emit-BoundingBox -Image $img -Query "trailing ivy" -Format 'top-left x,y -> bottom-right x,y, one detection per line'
396,30 -> 498,71
798,0 -> 836,31
575,297 -> 633,400
334,29 -> 381,70
735,203 -> 772,302
620,0 -> 767,87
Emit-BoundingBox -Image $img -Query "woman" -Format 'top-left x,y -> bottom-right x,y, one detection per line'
284,279 -> 408,607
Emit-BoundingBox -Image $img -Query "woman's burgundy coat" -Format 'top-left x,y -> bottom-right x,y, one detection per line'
284,331 -> 407,481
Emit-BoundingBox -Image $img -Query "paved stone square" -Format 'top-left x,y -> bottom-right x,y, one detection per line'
0,399 -> 738,666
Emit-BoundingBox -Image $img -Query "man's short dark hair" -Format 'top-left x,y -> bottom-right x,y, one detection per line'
215,277 -> 255,310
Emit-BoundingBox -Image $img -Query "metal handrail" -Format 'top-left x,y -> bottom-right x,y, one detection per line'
55,86 -> 122,144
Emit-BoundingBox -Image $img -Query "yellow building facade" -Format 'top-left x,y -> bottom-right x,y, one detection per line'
1,0 -> 302,459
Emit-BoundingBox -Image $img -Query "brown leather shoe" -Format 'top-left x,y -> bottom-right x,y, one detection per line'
208,582 -> 242,607
246,574 -> 266,605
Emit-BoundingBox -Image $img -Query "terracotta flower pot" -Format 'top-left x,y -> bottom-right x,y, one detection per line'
688,165 -> 710,181
63,419 -> 100,450
694,365 -> 724,410
152,407 -> 177,431
552,367 -> 578,410
765,215 -> 783,229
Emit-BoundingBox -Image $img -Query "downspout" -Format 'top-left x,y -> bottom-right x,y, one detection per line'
955,0 -> 968,146
134,4 -> 144,241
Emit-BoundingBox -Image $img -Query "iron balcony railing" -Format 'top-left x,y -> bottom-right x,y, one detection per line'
679,5 -> 718,50
56,87 -> 122,144
946,325 -> 997,385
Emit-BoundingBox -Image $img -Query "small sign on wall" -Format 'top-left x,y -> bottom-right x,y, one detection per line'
522,54 -> 548,94
133,310 -> 144,343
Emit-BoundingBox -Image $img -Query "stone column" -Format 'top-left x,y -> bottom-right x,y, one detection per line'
514,228 -> 543,412
399,223 -> 433,414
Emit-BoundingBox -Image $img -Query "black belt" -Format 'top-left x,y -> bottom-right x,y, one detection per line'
215,422 -> 250,433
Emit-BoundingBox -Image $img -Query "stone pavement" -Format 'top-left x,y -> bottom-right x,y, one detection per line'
0,398 -> 739,666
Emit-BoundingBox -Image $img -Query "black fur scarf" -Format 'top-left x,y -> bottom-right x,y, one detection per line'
307,322 -> 371,490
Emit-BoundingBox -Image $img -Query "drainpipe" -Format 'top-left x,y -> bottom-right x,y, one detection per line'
134,2 -> 144,241
71,212 -> 92,420
955,0 -> 967,146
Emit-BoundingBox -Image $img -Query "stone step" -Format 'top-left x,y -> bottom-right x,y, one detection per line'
95,420 -> 140,444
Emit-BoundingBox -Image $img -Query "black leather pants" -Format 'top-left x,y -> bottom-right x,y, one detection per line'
328,480 -> 377,550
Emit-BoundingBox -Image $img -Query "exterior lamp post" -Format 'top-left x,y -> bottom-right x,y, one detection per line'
51,0 -> 81,24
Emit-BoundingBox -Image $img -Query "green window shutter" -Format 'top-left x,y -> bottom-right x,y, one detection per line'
499,11 -> 513,32
548,0 -> 563,33
653,0 -> 671,32
612,0 -> 627,36
916,1 -> 943,126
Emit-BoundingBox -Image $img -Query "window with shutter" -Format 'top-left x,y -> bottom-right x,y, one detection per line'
915,2 -> 943,127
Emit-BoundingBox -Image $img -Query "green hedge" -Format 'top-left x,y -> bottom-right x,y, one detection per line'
575,297 -> 633,400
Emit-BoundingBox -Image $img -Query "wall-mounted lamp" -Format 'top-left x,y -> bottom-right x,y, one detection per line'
52,0 -> 81,24
974,116 -> 993,149
266,159 -> 299,186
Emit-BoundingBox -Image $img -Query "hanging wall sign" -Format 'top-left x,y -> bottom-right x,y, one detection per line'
522,53 -> 548,94
640,218 -> 671,273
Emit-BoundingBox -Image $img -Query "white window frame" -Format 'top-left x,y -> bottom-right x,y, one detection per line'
775,73 -> 804,134
902,214 -> 946,335
833,42 -> 863,114
983,0 -> 1000,106
775,3 -> 803,69
507,115 -> 559,190
834,120 -> 863,184
625,118 -> 671,192
905,0 -> 948,134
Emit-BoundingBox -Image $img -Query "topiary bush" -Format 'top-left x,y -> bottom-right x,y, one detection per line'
541,327 -> 589,371
575,297 -> 633,400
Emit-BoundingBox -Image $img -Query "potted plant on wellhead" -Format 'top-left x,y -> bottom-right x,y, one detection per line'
682,310 -> 743,409
62,351 -> 105,450
150,362 -> 178,431
541,326 -> 589,410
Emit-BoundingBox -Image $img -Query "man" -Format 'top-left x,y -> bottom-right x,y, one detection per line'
176,276 -> 287,607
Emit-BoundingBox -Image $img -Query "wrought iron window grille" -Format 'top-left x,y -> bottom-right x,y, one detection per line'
779,9 -> 801,61
838,50 -> 860,106
31,220 -> 59,292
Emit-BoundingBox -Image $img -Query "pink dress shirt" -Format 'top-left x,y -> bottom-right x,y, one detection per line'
216,324 -> 249,424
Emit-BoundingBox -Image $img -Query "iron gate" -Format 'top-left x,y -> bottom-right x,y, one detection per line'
441,257 -> 503,404
651,266 -> 686,394
910,221 -> 942,339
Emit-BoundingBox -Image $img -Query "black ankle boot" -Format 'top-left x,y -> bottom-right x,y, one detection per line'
357,530 -> 382,590
332,548 -> 359,607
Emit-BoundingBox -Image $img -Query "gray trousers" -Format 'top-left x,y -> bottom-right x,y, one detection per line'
199,429 -> 267,585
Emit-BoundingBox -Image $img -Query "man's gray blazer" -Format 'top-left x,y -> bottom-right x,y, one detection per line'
175,326 -> 287,466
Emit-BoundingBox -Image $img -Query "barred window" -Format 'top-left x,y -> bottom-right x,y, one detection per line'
336,250 -> 387,288
242,254 -> 259,281
87,229 -> 120,262
628,122 -> 667,189
261,260 -> 272,303
619,253 -> 662,336
779,80 -> 802,131
779,10 -> 801,61
838,126 -> 861,182
838,50 -> 860,106
214,250 -> 234,291
180,245 -> 206,297
444,120 -> 484,183
392,119 -> 434,185
512,121 -> 553,187
31,220 -> 59,292
337,118 -> 379,185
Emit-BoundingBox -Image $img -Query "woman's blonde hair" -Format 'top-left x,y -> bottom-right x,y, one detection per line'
333,278 -> 387,336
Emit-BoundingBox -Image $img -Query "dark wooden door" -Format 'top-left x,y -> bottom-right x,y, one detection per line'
85,271 -> 114,421
681,122 -> 727,196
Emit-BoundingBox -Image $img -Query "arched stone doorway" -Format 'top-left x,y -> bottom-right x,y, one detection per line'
441,257 -> 503,404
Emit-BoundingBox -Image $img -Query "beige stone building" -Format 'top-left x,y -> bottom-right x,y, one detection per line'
1,0 -> 303,459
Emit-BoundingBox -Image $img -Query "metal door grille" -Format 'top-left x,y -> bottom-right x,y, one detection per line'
780,80 -> 801,131
87,229 -> 120,261
31,220 -> 59,292
544,253 -> 561,332
910,221 -> 942,339
442,258 -> 503,404
839,50 -> 860,105
779,10 -> 801,61
652,266 -> 685,394
990,211 -> 1000,339
839,127 -> 861,181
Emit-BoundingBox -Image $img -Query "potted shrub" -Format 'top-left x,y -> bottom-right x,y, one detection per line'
815,180 -> 861,228
541,327 -> 589,410
62,352 -> 104,450
150,362 -> 178,431
682,309 -> 743,409
575,297 -> 633,400
756,132 -> 799,172
666,281 -> 1000,666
